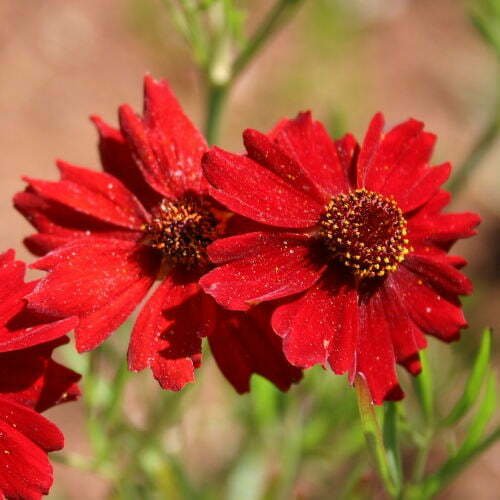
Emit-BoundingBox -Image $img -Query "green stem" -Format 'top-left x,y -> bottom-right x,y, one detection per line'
412,350 -> 434,427
354,375 -> 398,498
232,0 -> 305,81
419,426 -> 500,499
409,351 -> 435,485
411,431 -> 433,484
205,82 -> 229,144
384,402 -> 403,492
447,66 -> 500,193
203,0 -> 305,144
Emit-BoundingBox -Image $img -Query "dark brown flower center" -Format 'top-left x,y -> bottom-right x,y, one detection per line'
319,188 -> 410,278
142,198 -> 219,268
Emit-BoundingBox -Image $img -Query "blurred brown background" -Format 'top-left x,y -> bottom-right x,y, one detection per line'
0,0 -> 498,498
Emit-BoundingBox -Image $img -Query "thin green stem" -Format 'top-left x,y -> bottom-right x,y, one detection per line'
419,426 -> 500,499
411,431 -> 433,484
232,0 -> 305,81
178,0 -> 210,65
354,375 -> 398,498
384,402 -> 403,492
203,0 -> 305,143
412,351 -> 434,427
205,82 -> 229,144
409,351 -> 435,485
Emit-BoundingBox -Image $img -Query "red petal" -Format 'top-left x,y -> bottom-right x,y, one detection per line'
356,112 -> 384,187
91,115 -> 161,210
118,76 -> 207,198
0,317 -> 78,352
265,112 -> 349,199
202,147 -> 323,228
357,116 -> 450,212
335,133 -> 358,187
379,282 -> 427,375
356,293 -> 404,404
0,339 -> 81,412
363,118 -> 425,191
243,127 -> 326,201
391,162 -> 451,213
14,190 -> 141,256
23,161 -> 148,230
403,253 -> 473,296
391,265 -> 467,342
200,232 -> 324,310
272,270 -> 358,374
128,272 -> 200,371
209,305 -> 302,393
28,239 -> 158,351
0,397 -> 62,498
374,131 -> 436,195
408,193 -> 480,250
0,252 -> 32,323
151,291 -> 215,391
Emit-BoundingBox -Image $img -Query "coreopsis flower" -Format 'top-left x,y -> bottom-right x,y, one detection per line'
0,249 -> 80,499
15,76 -> 301,393
200,112 -> 480,403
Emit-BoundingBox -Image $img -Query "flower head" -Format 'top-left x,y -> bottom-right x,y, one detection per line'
0,250 -> 80,499
200,112 -> 481,403
15,76 -> 301,393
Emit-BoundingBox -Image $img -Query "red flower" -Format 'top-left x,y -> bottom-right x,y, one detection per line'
200,112 -> 480,404
0,250 -> 80,499
15,76 -> 301,393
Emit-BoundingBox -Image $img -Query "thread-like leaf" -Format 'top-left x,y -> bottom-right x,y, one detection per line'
442,328 -> 492,426
421,373 -> 497,498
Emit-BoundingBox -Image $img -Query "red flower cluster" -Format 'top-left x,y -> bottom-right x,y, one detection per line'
12,75 -> 479,410
15,76 -> 301,394
0,250 -> 80,499
200,112 -> 480,403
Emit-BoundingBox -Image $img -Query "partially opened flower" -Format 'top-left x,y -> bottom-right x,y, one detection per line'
0,249 -> 80,499
200,112 -> 480,403
15,76 -> 301,393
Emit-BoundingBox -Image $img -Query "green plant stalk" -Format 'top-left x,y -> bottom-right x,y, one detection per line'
232,0 -> 305,80
204,0 -> 305,142
354,375 -> 398,498
205,82 -> 229,144
410,351 -> 435,484
420,426 -> 500,499
412,351 -> 434,426
384,402 -> 403,492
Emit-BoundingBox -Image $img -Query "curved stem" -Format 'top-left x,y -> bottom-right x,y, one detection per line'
203,0 -> 305,144
232,0 -> 305,81
354,375 -> 398,498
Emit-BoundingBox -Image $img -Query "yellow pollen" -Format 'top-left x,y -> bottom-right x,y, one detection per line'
318,188 -> 410,278
141,198 -> 219,269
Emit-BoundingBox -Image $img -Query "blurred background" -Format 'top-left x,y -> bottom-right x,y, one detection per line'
0,0 -> 498,498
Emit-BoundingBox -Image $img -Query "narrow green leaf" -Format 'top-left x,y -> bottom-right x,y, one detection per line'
457,372 -> 497,457
383,402 -> 403,491
354,375 -> 398,497
420,373 -> 497,498
442,328 -> 492,426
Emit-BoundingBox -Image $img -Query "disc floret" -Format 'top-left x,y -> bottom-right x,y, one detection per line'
142,198 -> 219,268
319,188 -> 410,278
